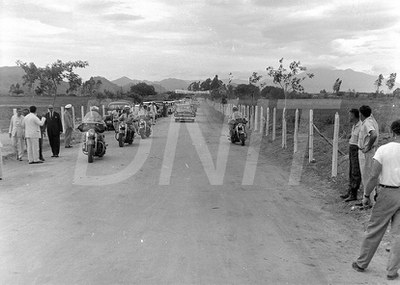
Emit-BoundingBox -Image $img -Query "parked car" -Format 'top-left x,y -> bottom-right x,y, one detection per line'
174,104 -> 196,122
103,101 -> 133,130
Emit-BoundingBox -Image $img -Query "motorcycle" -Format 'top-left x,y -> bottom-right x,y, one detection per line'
79,123 -> 107,163
115,121 -> 135,147
230,118 -> 247,146
138,118 -> 151,139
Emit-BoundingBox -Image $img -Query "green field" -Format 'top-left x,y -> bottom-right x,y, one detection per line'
0,95 -> 92,131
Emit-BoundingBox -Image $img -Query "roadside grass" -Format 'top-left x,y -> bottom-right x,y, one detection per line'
0,95 -> 110,131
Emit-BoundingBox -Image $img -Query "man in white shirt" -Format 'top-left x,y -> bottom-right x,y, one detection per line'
8,108 -> 25,161
352,119 -> 400,280
22,106 -> 46,164
341,109 -> 362,201
358,105 -> 379,199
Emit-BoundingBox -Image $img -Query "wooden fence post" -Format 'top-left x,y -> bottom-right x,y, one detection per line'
272,107 -> 276,141
72,106 -> 76,129
246,106 -> 250,121
282,108 -> 287,149
259,106 -> 264,134
266,107 -> 270,137
61,106 -> 65,134
309,109 -> 314,162
102,105 -> 106,117
81,106 -> 85,122
254,105 -> 259,131
294,108 -> 299,153
332,112 -> 340,177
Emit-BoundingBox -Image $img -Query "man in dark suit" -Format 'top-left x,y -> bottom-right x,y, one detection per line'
45,105 -> 63,157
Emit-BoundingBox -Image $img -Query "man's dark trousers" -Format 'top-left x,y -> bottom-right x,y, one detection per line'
45,111 -> 63,156
349,144 -> 362,198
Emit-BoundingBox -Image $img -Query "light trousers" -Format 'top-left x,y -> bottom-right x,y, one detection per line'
65,128 -> 73,146
359,149 -> 377,199
12,135 -> 24,159
26,138 -> 39,163
356,187 -> 400,275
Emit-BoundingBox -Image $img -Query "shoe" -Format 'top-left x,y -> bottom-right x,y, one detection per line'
387,273 -> 399,280
65,145 -> 72,148
345,196 -> 357,202
352,262 -> 365,272
51,155 -> 56,157
29,162 -> 34,164
340,193 -> 350,199
40,158 -> 45,161
54,155 -> 59,158
18,158 -> 23,161
34,161 -> 43,164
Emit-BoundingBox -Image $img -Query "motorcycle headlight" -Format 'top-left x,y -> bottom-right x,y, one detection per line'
88,129 -> 96,137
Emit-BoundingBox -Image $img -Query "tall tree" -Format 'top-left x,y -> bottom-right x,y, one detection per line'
210,75 -> 223,90
130,82 -> 156,97
249,72 -> 265,104
200,78 -> 212,91
17,59 -> 88,104
375,74 -> 384,93
386,73 -> 397,91
16,61 -> 40,101
266,58 -> 314,107
188,81 -> 201,91
333,78 -> 342,95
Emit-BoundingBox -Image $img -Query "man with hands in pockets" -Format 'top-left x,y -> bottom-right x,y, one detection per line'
352,119 -> 400,281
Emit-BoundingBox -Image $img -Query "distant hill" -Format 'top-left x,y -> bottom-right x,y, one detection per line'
2,65 -> 399,96
111,76 -> 136,87
301,68 -> 400,93
112,77 -> 167,93
91,76 -> 122,94
154,78 -> 191,91
0,66 -> 25,94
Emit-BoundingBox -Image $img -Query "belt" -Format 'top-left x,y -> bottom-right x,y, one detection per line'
379,184 -> 400,189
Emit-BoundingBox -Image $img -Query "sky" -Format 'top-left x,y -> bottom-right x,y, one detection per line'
1,0 -> 400,81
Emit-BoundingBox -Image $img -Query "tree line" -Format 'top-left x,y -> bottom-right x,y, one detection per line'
13,59 -> 180,104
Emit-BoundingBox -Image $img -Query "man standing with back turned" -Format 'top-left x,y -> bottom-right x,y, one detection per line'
45,104 -> 63,157
341,109 -> 362,201
352,120 -> 400,280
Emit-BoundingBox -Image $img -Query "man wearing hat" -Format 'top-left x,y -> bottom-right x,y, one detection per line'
64,104 -> 73,148
44,104 -> 63,157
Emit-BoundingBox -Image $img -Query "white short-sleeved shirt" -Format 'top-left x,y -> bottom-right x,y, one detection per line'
358,116 -> 379,149
373,142 -> 400,186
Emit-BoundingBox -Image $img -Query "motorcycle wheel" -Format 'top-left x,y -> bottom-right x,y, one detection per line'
240,133 -> 245,146
118,133 -> 124,147
88,144 -> 94,163
145,129 -> 151,137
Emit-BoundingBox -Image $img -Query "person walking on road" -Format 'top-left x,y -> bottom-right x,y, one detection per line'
352,119 -> 400,281
45,105 -> 63,157
64,104 -> 73,148
341,109 -> 362,201
22,106 -> 46,164
358,105 -> 379,200
8,108 -> 25,161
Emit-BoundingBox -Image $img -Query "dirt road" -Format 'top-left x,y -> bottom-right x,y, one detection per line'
0,103 -> 390,284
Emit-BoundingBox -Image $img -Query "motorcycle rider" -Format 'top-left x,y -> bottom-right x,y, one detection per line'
118,105 -> 136,133
112,106 -> 121,131
80,106 -> 106,134
228,106 -> 245,137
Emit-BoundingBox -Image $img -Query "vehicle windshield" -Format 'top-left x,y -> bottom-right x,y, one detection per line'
176,105 -> 192,112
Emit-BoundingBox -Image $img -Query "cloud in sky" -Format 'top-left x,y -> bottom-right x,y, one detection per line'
1,0 -> 399,81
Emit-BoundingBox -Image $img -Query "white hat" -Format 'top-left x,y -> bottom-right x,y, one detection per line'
65,104 -> 72,109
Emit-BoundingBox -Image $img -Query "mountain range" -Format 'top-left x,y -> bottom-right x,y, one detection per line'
0,66 -> 398,96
